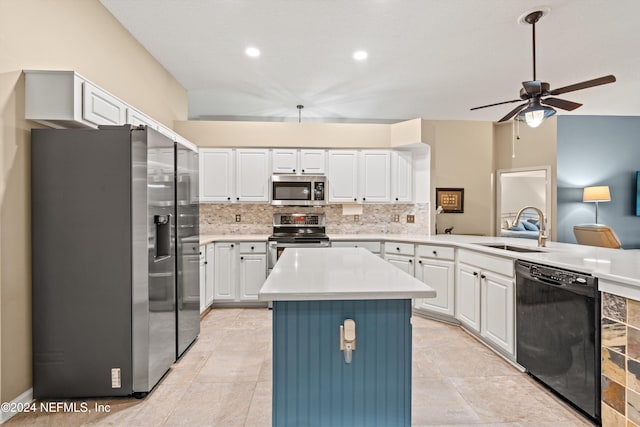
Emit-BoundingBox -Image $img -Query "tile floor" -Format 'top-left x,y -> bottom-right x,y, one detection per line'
8,308 -> 592,426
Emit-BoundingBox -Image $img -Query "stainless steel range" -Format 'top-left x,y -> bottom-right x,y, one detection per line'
267,213 -> 330,273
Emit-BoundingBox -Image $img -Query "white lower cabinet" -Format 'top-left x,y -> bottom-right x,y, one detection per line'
199,243 -> 215,313
199,248 -> 207,313
384,242 -> 415,276
455,263 -> 481,332
331,240 -> 382,257
213,241 -> 267,303
481,271 -> 514,355
239,253 -> 267,300
414,258 -> 455,316
214,242 -> 238,301
456,250 -> 515,357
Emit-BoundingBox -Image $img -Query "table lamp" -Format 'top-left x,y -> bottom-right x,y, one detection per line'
583,186 -> 610,223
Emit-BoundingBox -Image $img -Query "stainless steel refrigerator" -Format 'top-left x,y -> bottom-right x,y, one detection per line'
31,125 -> 199,398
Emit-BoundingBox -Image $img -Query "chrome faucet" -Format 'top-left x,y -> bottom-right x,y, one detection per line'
514,206 -> 548,247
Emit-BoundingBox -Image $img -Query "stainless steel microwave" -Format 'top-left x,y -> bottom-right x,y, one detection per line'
271,175 -> 327,206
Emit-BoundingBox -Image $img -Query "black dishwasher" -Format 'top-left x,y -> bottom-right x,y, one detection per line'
515,260 -> 600,423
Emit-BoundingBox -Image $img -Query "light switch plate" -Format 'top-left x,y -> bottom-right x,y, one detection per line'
235,214 -> 241,222
393,215 -> 400,222
407,215 -> 415,223
354,215 -> 360,222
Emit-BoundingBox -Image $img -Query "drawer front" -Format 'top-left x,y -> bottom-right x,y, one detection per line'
384,242 -> 415,256
458,249 -> 514,277
332,241 -> 381,253
239,242 -> 266,254
416,244 -> 454,260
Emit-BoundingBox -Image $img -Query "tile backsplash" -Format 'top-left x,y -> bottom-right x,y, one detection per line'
200,203 -> 430,235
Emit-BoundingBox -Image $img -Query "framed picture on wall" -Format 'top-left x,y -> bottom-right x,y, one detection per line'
436,188 -> 464,213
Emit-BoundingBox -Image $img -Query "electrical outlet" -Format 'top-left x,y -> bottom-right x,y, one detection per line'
407,215 -> 415,223
235,214 -> 241,222
393,215 -> 400,222
354,215 -> 360,222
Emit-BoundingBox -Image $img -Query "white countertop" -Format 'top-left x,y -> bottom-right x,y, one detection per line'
200,232 -> 640,299
259,247 -> 437,301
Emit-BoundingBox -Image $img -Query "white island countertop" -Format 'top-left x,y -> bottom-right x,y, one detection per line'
259,247 -> 436,301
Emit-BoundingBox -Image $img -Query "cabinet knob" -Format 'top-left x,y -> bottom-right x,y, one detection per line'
481,274 -> 486,279
433,250 -> 437,256
240,256 -> 244,260
199,251 -> 202,255
354,198 -> 357,201
293,169 -> 296,173
395,197 -> 399,201
204,261 -> 207,265
302,169 -> 305,173
409,259 -> 413,263
418,260 -> 422,264
251,246 -> 254,250
363,197 -> 366,201
473,271 -> 478,276
227,197 -> 231,201
236,197 -> 240,201
230,244 -> 234,248
396,247 -> 400,251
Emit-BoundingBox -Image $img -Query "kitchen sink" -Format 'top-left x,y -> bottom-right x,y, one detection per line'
476,243 -> 543,253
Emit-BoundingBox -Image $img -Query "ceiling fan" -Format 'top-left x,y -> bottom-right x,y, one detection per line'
470,10 -> 616,128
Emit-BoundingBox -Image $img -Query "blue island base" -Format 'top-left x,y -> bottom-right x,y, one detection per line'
272,299 -> 412,427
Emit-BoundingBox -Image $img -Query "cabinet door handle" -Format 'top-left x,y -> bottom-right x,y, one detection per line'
473,271 -> 478,276
480,274 -> 486,279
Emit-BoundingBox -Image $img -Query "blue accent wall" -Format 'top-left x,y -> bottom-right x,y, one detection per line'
557,116 -> 640,248
272,299 -> 412,427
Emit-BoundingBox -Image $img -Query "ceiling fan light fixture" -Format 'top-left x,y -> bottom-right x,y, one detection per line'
516,104 -> 556,128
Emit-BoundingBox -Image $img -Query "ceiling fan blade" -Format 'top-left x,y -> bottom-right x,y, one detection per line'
498,102 -> 529,122
522,80 -> 542,96
548,75 -> 616,95
470,99 -> 523,111
541,97 -> 582,111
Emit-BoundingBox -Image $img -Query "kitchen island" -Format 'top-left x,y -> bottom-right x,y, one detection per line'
259,247 -> 435,427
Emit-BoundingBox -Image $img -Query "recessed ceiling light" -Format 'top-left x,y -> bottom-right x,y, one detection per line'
245,47 -> 260,58
353,50 -> 368,61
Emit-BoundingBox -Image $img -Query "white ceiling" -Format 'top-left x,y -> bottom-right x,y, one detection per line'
100,0 -> 640,123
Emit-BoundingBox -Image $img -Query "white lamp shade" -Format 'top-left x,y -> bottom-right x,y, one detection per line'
583,186 -> 611,202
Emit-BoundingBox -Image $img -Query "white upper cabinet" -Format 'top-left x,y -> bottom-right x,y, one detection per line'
236,149 -> 270,202
360,150 -> 391,203
328,150 -> 359,203
82,81 -> 127,126
391,151 -> 413,203
272,149 -> 298,173
200,149 -> 235,202
299,149 -> 326,174
272,149 -> 326,174
126,108 -> 157,130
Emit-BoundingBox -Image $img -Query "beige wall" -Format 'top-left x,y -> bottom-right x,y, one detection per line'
0,0 -> 187,403
493,117 -> 557,239
174,120 -> 392,148
423,120 -> 495,236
